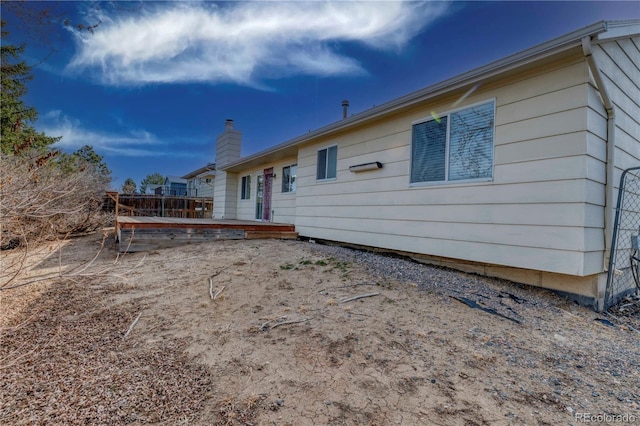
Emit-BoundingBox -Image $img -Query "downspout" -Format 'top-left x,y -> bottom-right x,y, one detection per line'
582,36 -> 616,308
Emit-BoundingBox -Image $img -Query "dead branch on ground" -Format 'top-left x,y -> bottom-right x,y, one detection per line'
213,286 -> 226,300
207,267 -> 230,300
260,316 -> 311,332
123,313 -> 143,340
340,292 -> 380,303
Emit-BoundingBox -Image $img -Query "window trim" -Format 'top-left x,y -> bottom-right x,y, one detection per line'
241,175 -> 251,200
282,164 -> 297,193
410,99 -> 495,187
316,144 -> 338,181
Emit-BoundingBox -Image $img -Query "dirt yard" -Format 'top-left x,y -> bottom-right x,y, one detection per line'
2,231 -> 639,425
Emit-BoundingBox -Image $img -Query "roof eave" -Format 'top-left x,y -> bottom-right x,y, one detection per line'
181,163 -> 216,179
220,20 -> 612,172
595,19 -> 640,41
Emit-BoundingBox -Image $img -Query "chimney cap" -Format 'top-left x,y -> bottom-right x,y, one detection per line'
225,119 -> 234,129
341,100 -> 350,107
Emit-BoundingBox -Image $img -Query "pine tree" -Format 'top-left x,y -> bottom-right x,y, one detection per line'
139,173 -> 165,194
57,145 -> 112,187
1,21 -> 112,251
121,178 -> 137,194
0,20 -> 59,155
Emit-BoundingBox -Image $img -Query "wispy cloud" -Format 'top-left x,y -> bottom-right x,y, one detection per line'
68,1 -> 449,87
40,110 -> 170,157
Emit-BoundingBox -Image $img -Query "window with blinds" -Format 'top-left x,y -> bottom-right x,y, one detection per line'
411,101 -> 494,184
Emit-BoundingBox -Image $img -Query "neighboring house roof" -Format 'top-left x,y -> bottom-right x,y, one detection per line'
181,163 -> 216,180
220,19 -> 640,173
165,176 -> 187,185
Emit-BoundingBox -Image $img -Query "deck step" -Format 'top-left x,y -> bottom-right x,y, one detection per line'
115,216 -> 297,251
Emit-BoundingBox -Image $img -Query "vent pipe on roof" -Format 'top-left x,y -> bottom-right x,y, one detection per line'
342,100 -> 350,119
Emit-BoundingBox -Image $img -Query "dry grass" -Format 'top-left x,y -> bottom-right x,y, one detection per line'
0,277 -> 212,424
2,234 -> 639,425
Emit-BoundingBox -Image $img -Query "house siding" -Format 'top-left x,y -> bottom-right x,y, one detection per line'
186,176 -> 215,198
590,36 -> 640,274
214,24 -> 640,305
235,157 -> 298,224
593,36 -> 640,181
295,55 -> 601,276
213,171 -> 238,219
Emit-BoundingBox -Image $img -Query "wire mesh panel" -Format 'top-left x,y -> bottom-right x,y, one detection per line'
605,166 -> 640,310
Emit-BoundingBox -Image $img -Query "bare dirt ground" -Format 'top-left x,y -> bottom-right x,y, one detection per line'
2,231 -> 639,425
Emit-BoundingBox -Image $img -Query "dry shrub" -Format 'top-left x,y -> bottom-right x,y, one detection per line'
0,150 -> 112,289
1,151 -> 110,246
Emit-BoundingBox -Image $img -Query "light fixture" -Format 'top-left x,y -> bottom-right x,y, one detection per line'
349,162 -> 383,172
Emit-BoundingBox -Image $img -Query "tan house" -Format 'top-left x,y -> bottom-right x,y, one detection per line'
213,20 -> 640,310
182,163 -> 216,198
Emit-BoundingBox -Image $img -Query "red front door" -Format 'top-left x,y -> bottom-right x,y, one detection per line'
262,167 -> 273,221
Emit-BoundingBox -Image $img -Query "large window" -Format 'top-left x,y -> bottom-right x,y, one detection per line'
317,145 -> 337,180
411,101 -> 494,184
241,175 -> 251,199
282,164 -> 297,193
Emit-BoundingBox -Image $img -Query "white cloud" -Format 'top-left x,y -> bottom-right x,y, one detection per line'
39,110 -> 167,157
68,1 -> 449,86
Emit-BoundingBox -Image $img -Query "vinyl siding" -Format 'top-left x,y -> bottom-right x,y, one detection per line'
590,37 -> 640,263
213,171 -> 238,219
221,35 -> 639,282
187,175 -> 215,198
593,37 -> 640,184
295,55 -> 599,276
235,157 -> 298,224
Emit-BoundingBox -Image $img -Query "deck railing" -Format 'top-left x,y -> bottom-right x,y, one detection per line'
104,192 -> 213,219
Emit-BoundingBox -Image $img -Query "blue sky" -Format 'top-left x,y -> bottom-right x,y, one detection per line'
3,1 -> 639,190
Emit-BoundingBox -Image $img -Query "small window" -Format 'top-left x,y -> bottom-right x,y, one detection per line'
241,175 -> 251,200
205,178 -> 212,183
411,100 -> 494,184
317,145 -> 337,180
282,164 -> 297,193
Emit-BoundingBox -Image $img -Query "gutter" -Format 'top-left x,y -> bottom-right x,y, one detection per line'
581,36 -> 616,277
221,21 -> 609,172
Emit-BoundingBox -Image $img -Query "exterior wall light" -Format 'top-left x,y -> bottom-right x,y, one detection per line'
349,162 -> 383,172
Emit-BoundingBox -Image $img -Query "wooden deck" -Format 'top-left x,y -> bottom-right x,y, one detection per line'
116,216 -> 297,252
104,192 -> 213,218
